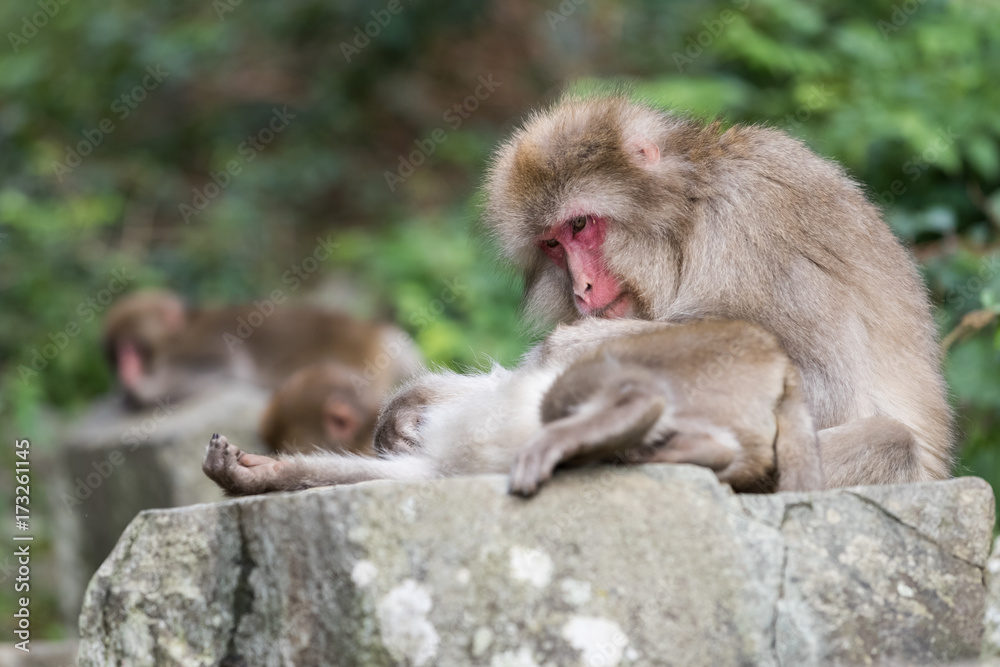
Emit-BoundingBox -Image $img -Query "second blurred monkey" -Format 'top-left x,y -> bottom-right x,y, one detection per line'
103,289 -> 423,421
260,362 -> 389,456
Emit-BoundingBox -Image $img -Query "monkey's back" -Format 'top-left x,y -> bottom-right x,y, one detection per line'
679,124 -> 951,473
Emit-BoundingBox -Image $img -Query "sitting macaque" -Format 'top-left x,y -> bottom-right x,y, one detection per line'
260,363 -> 385,456
482,94 -> 953,487
203,319 -> 823,497
104,289 -> 423,409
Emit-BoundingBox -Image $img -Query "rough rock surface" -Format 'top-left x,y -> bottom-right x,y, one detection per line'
982,537 -> 1000,658
77,465 -> 994,667
55,385 -> 269,625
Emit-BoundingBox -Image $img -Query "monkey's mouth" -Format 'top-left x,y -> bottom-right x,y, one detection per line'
589,291 -> 632,319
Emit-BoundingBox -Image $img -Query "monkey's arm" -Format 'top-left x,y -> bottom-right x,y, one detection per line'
203,434 -> 435,496
509,391 -> 666,496
524,319 -> 674,367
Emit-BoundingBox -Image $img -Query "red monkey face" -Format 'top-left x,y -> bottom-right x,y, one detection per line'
536,214 -> 632,318
484,96 -> 690,325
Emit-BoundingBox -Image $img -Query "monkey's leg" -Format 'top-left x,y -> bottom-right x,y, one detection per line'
643,432 -> 737,470
508,393 -> 665,497
203,434 -> 435,496
819,416 -> 924,488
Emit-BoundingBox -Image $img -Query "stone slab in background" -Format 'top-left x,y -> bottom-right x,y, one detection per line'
0,640 -> 79,667
76,466 -> 994,667
54,385 -> 269,628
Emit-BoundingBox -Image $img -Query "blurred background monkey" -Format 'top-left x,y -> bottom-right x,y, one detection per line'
259,362 -> 386,456
104,289 -> 423,455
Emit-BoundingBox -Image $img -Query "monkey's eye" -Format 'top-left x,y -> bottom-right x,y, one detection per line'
570,216 -> 588,234
544,238 -> 559,248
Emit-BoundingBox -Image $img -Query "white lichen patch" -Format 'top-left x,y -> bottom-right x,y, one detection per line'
472,627 -> 494,657
376,580 -> 439,666
560,578 -> 592,606
561,616 -> 629,666
897,582 -> 915,598
351,560 -> 378,588
490,646 -> 539,667
455,568 -> 471,586
401,496 -> 417,522
347,526 -> 369,543
509,546 -> 553,589
826,508 -> 841,524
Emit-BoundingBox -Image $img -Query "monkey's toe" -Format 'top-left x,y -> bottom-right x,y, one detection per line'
203,433 -> 244,492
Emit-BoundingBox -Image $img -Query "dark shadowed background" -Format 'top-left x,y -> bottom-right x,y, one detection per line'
1,0 -> 998,639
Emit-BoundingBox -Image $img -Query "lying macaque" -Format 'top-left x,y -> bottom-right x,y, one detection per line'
203,319 -> 822,497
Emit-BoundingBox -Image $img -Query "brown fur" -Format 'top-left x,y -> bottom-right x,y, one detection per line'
203,320 -> 822,496
483,94 -> 953,487
260,363 -> 384,456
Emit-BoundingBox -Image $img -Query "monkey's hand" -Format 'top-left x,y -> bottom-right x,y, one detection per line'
203,433 -> 288,496
510,392 -> 665,497
509,435 -> 570,497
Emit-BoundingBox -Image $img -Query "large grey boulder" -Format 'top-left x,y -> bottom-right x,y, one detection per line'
981,537 -> 1000,658
55,385 -> 269,626
77,466 -> 993,667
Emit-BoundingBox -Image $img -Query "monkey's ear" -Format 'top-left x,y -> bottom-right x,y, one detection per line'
627,137 -> 660,169
323,398 -> 361,444
160,297 -> 188,334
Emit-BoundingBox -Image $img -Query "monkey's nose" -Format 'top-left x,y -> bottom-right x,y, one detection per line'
574,282 -> 592,303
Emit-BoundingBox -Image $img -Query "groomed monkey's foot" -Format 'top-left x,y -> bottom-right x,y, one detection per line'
509,441 -> 566,497
203,433 -> 287,496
